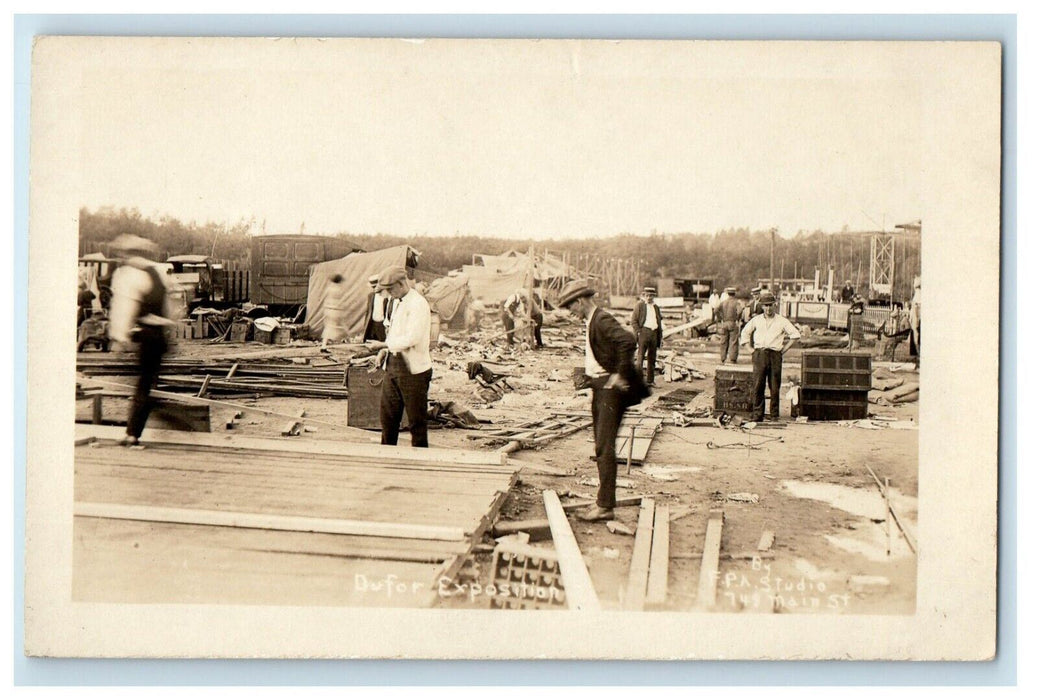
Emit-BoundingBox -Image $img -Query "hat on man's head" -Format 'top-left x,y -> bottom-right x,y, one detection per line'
759,291 -> 777,305
724,286 -> 737,294
377,266 -> 408,290
368,274 -> 379,285
751,286 -> 762,294
110,234 -> 158,258
643,286 -> 657,296
557,279 -> 596,308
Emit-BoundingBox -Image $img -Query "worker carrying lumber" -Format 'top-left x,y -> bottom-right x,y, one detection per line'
361,273 -> 389,342
369,266 -> 433,448
630,286 -> 663,385
739,291 -> 801,423
559,279 -> 649,522
715,286 -> 743,364
500,288 -> 543,348
107,234 -> 177,447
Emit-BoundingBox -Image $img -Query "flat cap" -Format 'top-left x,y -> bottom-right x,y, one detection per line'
759,291 -> 777,305
557,279 -> 596,308
368,274 -> 380,285
724,286 -> 737,294
643,286 -> 657,295
110,234 -> 158,257
377,266 -> 408,290
751,286 -> 762,294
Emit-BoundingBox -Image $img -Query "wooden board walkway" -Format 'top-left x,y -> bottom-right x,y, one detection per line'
614,416 -> 664,465
73,427 -> 517,607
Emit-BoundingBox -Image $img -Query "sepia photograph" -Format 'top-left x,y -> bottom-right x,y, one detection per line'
24,35 -> 1002,660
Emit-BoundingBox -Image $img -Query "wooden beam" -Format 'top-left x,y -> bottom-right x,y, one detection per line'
695,509 -> 725,609
561,495 -> 645,512
623,498 -> 655,610
491,518 -> 551,541
75,423 -> 510,468
74,501 -> 467,542
542,490 -> 601,612
646,503 -> 670,607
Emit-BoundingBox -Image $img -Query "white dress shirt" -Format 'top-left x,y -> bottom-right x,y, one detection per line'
372,290 -> 386,323
385,288 -> 432,374
642,301 -> 659,330
739,312 -> 802,351
584,316 -> 608,378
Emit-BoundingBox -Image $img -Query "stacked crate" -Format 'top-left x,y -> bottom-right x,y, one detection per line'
714,365 -> 756,416
799,350 -> 872,420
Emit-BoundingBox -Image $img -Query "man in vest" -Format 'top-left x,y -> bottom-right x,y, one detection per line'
362,273 -> 389,342
716,286 -> 743,364
108,234 -> 176,447
739,291 -> 801,422
559,279 -> 649,521
501,289 -> 526,346
630,286 -> 664,385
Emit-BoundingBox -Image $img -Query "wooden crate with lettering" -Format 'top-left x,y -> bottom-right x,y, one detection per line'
714,366 -> 756,415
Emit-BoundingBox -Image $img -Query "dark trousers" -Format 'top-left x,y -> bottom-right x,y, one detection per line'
591,384 -> 625,509
719,322 -> 740,364
127,326 -> 168,438
501,312 -> 516,345
751,348 -> 783,421
380,355 -> 432,447
635,328 -> 659,383
532,314 -> 543,348
363,319 -> 387,342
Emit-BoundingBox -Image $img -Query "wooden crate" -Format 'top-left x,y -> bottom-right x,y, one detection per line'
346,366 -> 408,431
254,328 -> 273,344
714,366 -> 756,415
273,326 -> 293,345
799,388 -> 869,421
801,350 -> 872,390
229,320 -> 252,342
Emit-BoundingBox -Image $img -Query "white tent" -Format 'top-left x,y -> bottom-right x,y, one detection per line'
305,245 -> 418,338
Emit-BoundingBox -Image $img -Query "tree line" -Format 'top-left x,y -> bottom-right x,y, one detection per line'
79,206 -> 920,301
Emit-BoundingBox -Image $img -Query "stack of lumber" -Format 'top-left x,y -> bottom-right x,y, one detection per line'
73,425 -> 518,607
76,356 -> 351,399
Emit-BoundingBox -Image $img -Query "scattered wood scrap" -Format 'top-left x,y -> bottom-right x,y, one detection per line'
623,498 -> 656,611
645,503 -> 670,608
542,489 -> 601,612
695,509 -> 725,609
614,415 -> 664,465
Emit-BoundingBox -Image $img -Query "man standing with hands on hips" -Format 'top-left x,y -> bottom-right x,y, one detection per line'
559,279 -> 649,522
739,290 -> 800,422
369,267 -> 432,448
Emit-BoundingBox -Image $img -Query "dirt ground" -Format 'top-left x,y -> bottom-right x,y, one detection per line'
81,314 -> 918,614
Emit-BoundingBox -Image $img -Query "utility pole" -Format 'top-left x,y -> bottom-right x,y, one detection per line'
770,228 -> 777,294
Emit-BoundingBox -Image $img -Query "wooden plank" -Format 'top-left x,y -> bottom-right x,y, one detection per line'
695,509 -> 725,609
561,495 -> 645,511
542,490 -> 601,611
75,501 -> 468,542
75,423 -> 509,468
491,518 -> 551,541
757,530 -> 775,552
623,498 -> 655,610
614,416 -> 663,464
645,503 -> 670,607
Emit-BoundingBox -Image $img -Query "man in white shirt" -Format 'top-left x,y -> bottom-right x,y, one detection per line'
371,266 -> 433,447
108,234 -> 177,446
630,286 -> 663,385
739,291 -> 801,422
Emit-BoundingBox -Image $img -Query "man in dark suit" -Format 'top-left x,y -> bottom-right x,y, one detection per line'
630,286 -> 663,385
362,274 -> 389,342
559,279 -> 649,522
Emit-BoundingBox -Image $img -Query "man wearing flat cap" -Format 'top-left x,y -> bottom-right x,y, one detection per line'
362,273 -> 389,342
559,280 -> 649,522
630,286 -> 663,385
739,291 -> 801,422
370,266 -> 433,447
716,286 -> 743,364
108,234 -> 176,447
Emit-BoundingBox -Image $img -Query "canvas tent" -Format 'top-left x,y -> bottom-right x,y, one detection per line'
462,250 -> 572,305
305,245 -> 419,339
423,273 -> 470,329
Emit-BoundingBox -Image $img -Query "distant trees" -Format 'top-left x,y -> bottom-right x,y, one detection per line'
78,207 -> 919,300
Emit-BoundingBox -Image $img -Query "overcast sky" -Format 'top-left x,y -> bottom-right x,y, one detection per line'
76,39 -> 924,239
